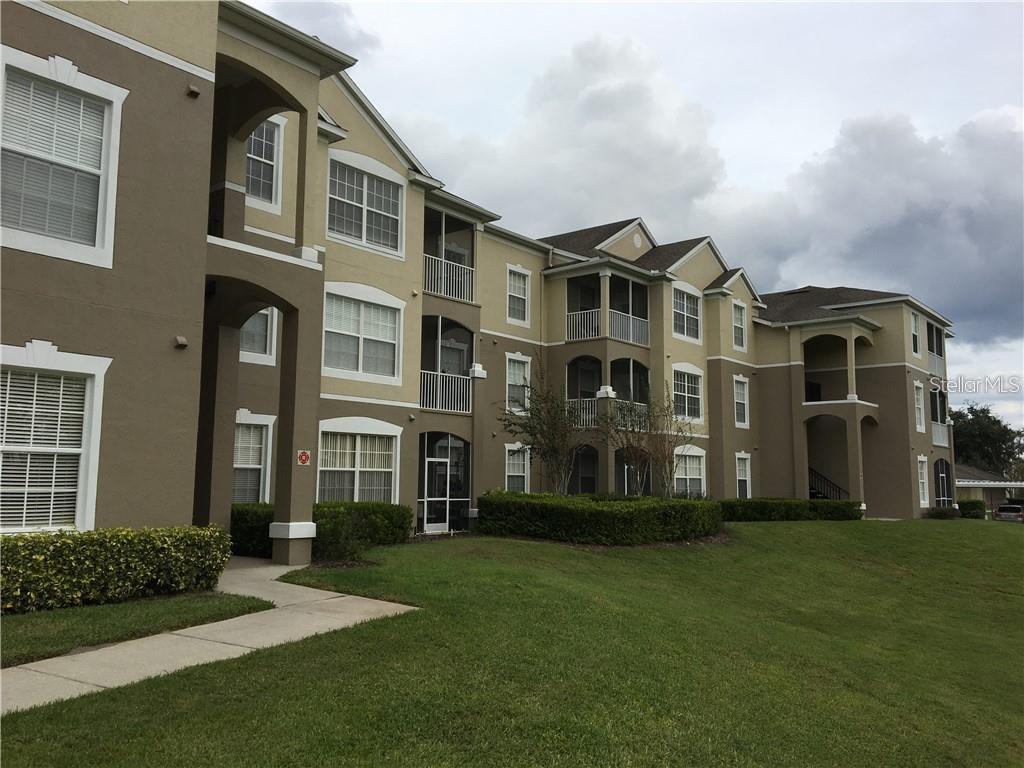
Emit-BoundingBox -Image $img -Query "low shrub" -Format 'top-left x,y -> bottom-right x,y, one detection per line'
720,498 -> 863,522
230,502 -> 413,560
476,491 -> 722,545
0,526 -> 231,614
924,506 -> 961,519
956,500 -> 986,519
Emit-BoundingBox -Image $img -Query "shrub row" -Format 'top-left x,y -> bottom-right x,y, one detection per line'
924,506 -> 961,519
956,499 -> 986,519
720,498 -> 863,522
0,526 -> 231,614
231,502 -> 412,561
476,491 -> 722,545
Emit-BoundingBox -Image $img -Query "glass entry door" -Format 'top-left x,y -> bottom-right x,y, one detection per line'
424,456 -> 450,533
418,432 -> 472,534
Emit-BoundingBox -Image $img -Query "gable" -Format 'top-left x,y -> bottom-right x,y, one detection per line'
666,243 -> 722,288
599,222 -> 654,261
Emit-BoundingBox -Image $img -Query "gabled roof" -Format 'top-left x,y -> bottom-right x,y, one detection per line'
705,267 -> 743,290
538,218 -> 641,256
759,286 -> 904,324
633,237 -> 708,271
956,464 -> 1024,488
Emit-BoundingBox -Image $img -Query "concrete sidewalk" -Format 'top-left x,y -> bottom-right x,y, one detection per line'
1,557 -> 414,714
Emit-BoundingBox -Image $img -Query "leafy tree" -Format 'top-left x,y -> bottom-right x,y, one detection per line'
949,402 -> 1024,476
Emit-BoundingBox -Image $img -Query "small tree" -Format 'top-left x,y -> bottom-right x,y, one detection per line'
499,357 -> 585,495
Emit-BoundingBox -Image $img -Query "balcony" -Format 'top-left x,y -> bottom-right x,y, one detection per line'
424,255 -> 474,303
567,309 -> 600,341
932,421 -> 950,447
611,399 -> 648,429
420,370 -> 472,414
609,310 -> 649,346
568,398 -> 599,428
928,352 -> 945,378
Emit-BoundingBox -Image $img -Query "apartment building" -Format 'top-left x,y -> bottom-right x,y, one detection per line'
0,1 -> 956,564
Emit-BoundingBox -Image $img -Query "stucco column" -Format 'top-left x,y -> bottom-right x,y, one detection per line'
846,329 -> 857,400
599,271 -> 610,338
271,308 -> 321,564
845,415 -> 865,507
789,334 -> 809,498
291,108 -> 320,262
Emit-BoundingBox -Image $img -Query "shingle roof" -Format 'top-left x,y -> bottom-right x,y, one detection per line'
538,219 -> 639,256
705,267 -> 742,290
955,464 -> 1010,483
759,286 -> 904,323
632,237 -> 708,271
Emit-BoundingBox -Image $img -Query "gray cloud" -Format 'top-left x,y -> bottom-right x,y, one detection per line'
247,2 -> 379,58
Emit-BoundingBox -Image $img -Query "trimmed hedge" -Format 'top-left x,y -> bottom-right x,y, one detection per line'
720,498 -> 863,522
231,502 -> 413,561
476,491 -> 722,545
957,499 -> 986,519
924,506 -> 960,519
0,526 -> 230,614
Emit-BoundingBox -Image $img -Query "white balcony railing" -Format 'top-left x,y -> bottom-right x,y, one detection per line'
928,352 -> 945,378
566,309 -> 600,341
567,398 -> 599,428
420,370 -> 472,413
932,421 -> 950,447
609,310 -> 649,346
424,255 -> 474,303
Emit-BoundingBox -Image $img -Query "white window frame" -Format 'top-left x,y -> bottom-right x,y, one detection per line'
671,281 -> 702,344
244,114 -> 286,216
736,451 -> 752,499
0,340 -> 111,532
1,47 -> 129,270
504,442 -> 530,492
239,307 -> 278,366
506,352 -> 531,413
673,444 -> 706,497
233,408 -> 275,503
917,455 -> 929,508
316,416 -> 402,504
733,373 -> 750,429
506,264 -> 531,328
325,148 -> 406,260
913,381 -> 926,433
910,311 -> 921,358
321,282 -> 405,386
671,361 -> 704,425
731,299 -> 748,352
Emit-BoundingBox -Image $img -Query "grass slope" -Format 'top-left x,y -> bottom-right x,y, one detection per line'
2,592 -> 272,668
2,521 -> 1021,767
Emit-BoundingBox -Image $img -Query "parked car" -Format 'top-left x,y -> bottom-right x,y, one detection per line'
993,504 -> 1024,523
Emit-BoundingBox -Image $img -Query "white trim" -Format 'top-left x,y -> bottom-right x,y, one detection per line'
733,373 -> 750,429
505,263 -> 532,328
592,218 -> 659,251
321,282 -> 405,386
505,352 -> 531,413
1,46 -> 129,270
917,455 -> 930,508
316,416 -> 402,504
217,20 -> 319,76
504,443 -> 530,492
735,451 -> 752,500
239,307 -> 278,367
268,521 -> 317,540
319,392 -> 419,409
244,114 -> 286,216
673,444 -> 706,497
325,148 -> 406,260
235,408 -> 276,503
910,311 -> 922,358
480,328 -> 551,347
913,381 -> 926,433
243,225 -> 295,244
671,281 -> 703,345
671,361 -> 704,425
731,299 -> 748,353
802,399 -> 879,408
1,340 -> 111,532
14,1 -> 215,81
956,479 -> 1024,488
206,235 -> 322,271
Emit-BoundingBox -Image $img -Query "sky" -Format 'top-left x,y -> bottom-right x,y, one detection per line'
251,1 -> 1024,425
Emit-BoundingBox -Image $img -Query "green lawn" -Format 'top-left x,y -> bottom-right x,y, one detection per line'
2,592 -> 271,668
3,521 -> 1022,767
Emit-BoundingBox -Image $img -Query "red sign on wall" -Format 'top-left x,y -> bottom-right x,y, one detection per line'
296,450 -> 311,466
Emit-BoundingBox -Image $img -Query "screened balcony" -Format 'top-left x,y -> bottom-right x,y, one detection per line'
610,358 -> 650,428
609,276 -> 649,346
566,356 -> 602,428
420,316 -> 473,413
423,208 -> 474,303
566,274 -> 601,341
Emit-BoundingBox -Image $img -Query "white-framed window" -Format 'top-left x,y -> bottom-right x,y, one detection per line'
326,149 -> 405,257
672,364 -> 703,422
732,300 -> 747,352
506,353 -> 530,413
734,374 -> 749,429
672,283 -> 701,342
0,340 -> 111,532
674,445 -> 705,497
239,308 -> 277,366
232,409 -> 275,504
245,114 -> 285,215
913,381 -> 926,433
910,312 -> 921,357
506,265 -> 530,326
1,47 -> 128,269
322,282 -> 405,385
917,455 -> 929,507
317,417 -> 402,503
505,443 -> 530,492
736,452 -> 751,499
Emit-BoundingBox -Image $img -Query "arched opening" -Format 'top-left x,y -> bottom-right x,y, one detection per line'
610,358 -> 649,404
420,316 -> 473,413
802,333 -> 847,403
615,447 -> 651,496
417,431 -> 472,533
934,458 -> 953,508
566,356 -> 602,428
805,413 -> 850,499
570,445 -> 599,495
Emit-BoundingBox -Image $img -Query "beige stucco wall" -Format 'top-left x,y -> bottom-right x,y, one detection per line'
601,223 -> 653,261
477,233 -> 548,339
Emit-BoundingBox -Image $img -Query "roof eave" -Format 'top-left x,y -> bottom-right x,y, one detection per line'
821,296 -> 953,327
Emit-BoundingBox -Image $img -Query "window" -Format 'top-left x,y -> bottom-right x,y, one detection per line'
245,116 -> 284,212
734,375 -> 749,428
914,381 -> 926,432
732,301 -> 747,351
929,387 -> 948,425
736,453 -> 751,499
927,321 -> 944,358
505,445 -> 529,492
319,432 -> 395,502
328,158 -> 402,253
507,355 -> 530,412
934,458 -> 952,507
674,450 -> 705,497
239,308 -> 276,366
911,312 -> 921,356
324,294 -> 399,378
1,48 -> 128,268
917,456 -> 929,507
232,424 -> 268,503
507,266 -> 530,325
672,287 -> 700,340
673,370 -> 702,420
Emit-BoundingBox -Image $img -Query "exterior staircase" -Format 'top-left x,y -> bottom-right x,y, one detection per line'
809,468 -> 848,500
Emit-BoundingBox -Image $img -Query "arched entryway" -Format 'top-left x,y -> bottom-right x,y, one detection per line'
805,413 -> 850,499
570,444 -> 599,495
417,432 -> 471,533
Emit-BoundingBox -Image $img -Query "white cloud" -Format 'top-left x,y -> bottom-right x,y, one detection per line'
946,338 -> 1024,427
